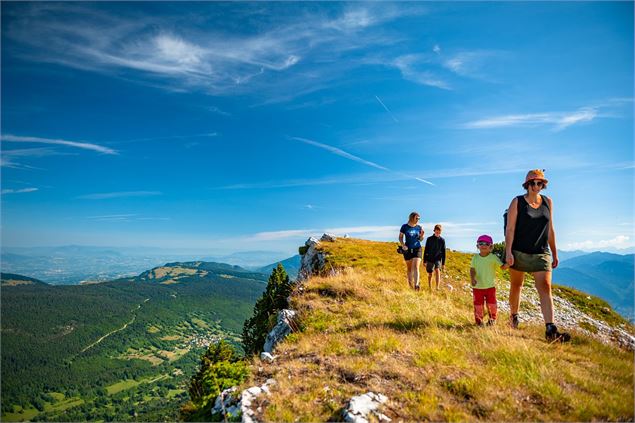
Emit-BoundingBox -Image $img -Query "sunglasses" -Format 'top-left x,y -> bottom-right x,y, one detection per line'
527,180 -> 544,187
477,242 -> 491,246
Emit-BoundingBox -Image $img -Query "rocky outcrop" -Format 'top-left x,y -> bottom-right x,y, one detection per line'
210,379 -> 277,423
298,234 -> 337,281
263,309 -> 297,354
342,392 -> 390,423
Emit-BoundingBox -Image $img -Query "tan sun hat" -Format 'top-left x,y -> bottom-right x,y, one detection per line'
524,169 -> 548,184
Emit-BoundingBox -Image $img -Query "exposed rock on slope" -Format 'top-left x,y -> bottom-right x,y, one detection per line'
215,235 -> 634,422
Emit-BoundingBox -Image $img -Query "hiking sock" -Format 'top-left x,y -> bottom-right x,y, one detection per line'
510,313 -> 519,329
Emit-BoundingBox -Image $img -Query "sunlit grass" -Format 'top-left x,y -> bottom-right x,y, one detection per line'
246,238 -> 634,421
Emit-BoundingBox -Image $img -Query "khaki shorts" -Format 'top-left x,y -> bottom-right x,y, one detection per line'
511,250 -> 552,273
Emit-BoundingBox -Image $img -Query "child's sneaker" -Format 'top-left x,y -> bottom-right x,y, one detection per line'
414,284 -> 420,291
510,313 -> 519,329
546,324 -> 571,343
486,319 -> 496,326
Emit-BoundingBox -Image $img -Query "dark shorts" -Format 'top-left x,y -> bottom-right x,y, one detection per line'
426,260 -> 442,273
403,247 -> 423,261
511,249 -> 552,273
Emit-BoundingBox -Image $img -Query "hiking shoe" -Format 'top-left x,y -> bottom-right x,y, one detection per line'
510,313 -> 519,329
486,319 -> 496,326
546,324 -> 571,343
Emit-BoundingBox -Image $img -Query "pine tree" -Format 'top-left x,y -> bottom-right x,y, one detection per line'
242,264 -> 293,355
183,340 -> 248,421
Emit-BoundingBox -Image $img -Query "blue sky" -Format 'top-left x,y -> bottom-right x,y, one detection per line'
1,2 -> 633,258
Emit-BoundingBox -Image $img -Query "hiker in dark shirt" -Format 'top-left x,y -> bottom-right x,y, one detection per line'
505,169 -> 570,342
423,224 -> 446,290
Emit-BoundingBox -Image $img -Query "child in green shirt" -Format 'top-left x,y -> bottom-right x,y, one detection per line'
470,234 -> 509,326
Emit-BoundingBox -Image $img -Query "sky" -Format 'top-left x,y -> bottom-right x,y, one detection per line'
1,1 -> 633,258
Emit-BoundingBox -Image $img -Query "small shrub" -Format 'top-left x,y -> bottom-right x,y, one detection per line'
182,341 -> 248,421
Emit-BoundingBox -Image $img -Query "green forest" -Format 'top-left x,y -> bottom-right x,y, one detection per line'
1,264 -> 267,422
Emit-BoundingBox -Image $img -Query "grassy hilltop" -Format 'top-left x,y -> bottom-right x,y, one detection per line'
246,238 -> 634,422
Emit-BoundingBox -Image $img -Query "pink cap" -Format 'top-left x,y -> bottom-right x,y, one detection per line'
477,234 -> 493,244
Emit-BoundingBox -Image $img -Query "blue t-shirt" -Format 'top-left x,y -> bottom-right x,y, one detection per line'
400,224 -> 423,249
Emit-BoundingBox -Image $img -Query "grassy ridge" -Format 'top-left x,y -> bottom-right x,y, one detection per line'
248,238 -> 634,421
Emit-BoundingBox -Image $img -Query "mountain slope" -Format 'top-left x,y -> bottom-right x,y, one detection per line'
128,261 -> 268,285
242,238 -> 634,422
1,272 -> 49,286
553,252 -> 634,319
258,255 -> 301,279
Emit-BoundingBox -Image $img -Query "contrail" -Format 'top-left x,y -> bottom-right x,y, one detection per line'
375,95 -> 398,123
293,136 -> 389,171
1,134 -> 117,155
292,136 -> 434,186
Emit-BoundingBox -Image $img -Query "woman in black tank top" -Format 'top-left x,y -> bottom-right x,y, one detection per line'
504,169 -> 570,342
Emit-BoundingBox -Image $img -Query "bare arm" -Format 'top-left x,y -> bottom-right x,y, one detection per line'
505,197 -> 519,266
399,232 -> 405,247
547,197 -> 558,269
470,267 -> 477,286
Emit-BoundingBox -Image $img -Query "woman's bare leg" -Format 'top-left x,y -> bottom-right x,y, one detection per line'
509,268 -> 525,326
412,258 -> 421,289
406,259 -> 414,288
533,270 -> 554,324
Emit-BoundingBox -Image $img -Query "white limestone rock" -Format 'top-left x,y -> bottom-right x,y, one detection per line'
260,352 -> 275,363
342,392 -> 390,423
263,309 -> 297,353
298,236 -> 326,281
320,233 -> 337,242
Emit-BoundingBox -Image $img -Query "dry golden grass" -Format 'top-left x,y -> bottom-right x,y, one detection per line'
246,238 -> 634,422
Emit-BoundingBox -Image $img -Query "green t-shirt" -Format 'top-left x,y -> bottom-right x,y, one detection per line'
470,253 -> 503,289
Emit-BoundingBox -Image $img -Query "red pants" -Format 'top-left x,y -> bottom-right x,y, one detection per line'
473,287 -> 497,324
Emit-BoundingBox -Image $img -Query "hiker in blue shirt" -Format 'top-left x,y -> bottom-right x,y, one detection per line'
399,211 -> 424,290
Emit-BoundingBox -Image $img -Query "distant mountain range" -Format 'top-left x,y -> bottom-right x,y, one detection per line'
1,246 -> 298,284
553,252 -> 634,320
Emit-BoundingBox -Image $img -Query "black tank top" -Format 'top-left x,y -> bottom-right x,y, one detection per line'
512,195 -> 550,254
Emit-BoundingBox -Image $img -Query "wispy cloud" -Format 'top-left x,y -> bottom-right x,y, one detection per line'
1,187 -> 38,195
374,95 -> 398,123
5,3 -> 417,98
442,50 -> 502,79
78,191 -> 162,200
86,214 -> 137,221
111,132 -> 217,146
206,106 -> 231,117
463,107 -> 598,131
564,235 -> 633,251
212,173 -> 407,190
85,214 -> 170,222
1,134 -> 118,154
251,221 -> 498,244
253,229 -> 317,241
391,54 -> 451,90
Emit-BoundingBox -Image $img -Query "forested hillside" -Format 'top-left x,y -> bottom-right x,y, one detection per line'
1,263 -> 266,422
